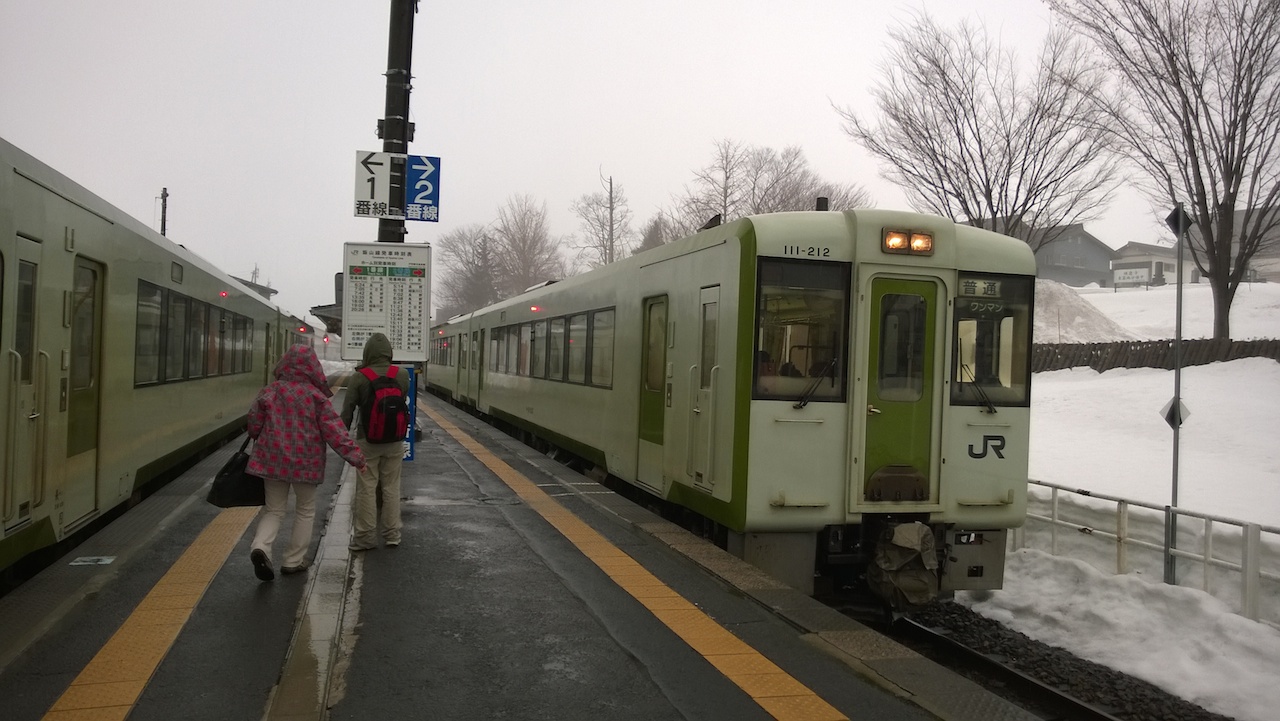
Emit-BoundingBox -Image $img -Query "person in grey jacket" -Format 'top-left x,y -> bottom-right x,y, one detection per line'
341,332 -> 411,550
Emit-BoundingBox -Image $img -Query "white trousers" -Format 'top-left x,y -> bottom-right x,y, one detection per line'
251,479 -> 318,568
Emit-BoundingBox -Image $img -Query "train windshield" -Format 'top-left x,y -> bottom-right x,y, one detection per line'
753,258 -> 851,402
951,273 -> 1033,408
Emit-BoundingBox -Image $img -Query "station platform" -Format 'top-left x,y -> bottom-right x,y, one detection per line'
0,390 -> 1037,721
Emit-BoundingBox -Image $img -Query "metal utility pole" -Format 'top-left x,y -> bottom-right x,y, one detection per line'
159,187 -> 169,236
1163,203 -> 1193,584
377,0 -> 417,243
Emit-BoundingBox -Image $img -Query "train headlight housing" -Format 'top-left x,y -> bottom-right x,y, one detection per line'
882,229 -> 934,256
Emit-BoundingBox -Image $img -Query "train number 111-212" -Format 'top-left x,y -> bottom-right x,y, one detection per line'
782,245 -> 831,257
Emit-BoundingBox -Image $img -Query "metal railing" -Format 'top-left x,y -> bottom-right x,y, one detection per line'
1011,480 -> 1280,628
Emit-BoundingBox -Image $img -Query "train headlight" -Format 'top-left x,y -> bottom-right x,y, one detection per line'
883,230 -> 910,253
882,229 -> 934,256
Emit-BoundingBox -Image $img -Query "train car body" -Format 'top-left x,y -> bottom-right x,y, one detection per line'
427,210 -> 1034,603
1,138 -> 295,576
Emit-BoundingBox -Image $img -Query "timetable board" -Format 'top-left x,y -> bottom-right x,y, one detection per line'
341,242 -> 432,362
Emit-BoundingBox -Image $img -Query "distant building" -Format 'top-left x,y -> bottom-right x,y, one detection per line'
1192,207 -> 1280,283
1111,241 -> 1201,287
1031,224 -> 1117,287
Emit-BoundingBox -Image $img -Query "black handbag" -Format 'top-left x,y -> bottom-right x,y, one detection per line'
206,437 -> 265,508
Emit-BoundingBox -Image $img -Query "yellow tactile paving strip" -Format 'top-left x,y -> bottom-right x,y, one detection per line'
422,404 -> 849,721
41,507 -> 258,721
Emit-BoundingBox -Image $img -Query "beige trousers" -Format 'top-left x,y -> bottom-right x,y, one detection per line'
251,479 -> 318,568
352,439 -> 404,546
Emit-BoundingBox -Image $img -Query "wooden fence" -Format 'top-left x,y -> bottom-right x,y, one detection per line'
1032,338 -> 1280,372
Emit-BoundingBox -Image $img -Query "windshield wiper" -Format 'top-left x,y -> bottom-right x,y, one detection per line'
793,358 -> 837,409
960,362 -> 998,414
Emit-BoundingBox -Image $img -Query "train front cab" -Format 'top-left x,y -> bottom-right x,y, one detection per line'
743,211 -> 1034,603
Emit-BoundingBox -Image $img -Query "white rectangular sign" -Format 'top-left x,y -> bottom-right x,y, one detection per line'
1114,267 -> 1151,284
341,242 -> 432,362
353,151 -> 405,220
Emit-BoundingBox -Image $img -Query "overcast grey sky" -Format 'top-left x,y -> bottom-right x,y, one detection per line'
0,0 -> 1166,323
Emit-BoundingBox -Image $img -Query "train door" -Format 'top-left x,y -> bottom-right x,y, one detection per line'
62,257 -> 104,528
860,277 -> 940,505
636,295 -> 668,492
690,287 -> 719,490
3,238 -> 44,531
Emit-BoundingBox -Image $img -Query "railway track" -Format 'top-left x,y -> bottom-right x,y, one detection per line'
822,596 -> 1233,721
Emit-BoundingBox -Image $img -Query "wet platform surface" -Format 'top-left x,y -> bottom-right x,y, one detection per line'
0,390 -> 1036,721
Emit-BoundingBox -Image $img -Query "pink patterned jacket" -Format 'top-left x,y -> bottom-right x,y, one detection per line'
247,345 -> 365,484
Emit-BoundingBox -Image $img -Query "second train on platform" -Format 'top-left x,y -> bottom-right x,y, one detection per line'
426,209 -> 1034,605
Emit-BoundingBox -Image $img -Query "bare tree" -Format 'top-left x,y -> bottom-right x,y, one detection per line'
436,224 -> 502,315
835,14 -> 1121,251
632,214 -> 677,255
571,174 -> 634,267
1049,0 -> 1280,340
492,194 -> 566,297
666,140 -> 872,235
740,145 -> 873,214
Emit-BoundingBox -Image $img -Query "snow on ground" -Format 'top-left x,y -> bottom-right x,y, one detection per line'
971,280 -> 1280,721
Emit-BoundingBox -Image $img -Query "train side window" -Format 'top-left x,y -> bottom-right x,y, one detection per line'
518,324 -> 532,376
134,281 -> 163,385
531,320 -> 548,379
488,331 -> 499,372
567,314 -> 588,384
206,309 -> 223,376
753,258 -> 850,401
165,294 -> 188,381
220,313 -> 235,375
877,294 -> 927,401
67,263 -> 101,391
590,309 -> 615,388
245,319 -> 254,373
548,318 -> 566,380
700,301 -> 717,389
16,261 -> 38,383
504,326 -> 517,372
643,301 -> 667,392
187,302 -> 207,378
951,273 -> 1032,407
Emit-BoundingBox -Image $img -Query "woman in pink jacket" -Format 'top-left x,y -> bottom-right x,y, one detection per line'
246,344 -> 366,581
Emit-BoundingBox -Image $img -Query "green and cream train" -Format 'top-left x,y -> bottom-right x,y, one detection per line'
427,209 -> 1034,604
1,137 -> 308,580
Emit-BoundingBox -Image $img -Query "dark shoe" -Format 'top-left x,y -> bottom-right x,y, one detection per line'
250,549 -> 275,581
280,563 -> 308,575
348,542 -> 376,552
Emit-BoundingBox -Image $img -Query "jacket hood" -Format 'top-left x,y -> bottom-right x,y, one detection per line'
361,332 -> 394,367
275,344 -> 333,397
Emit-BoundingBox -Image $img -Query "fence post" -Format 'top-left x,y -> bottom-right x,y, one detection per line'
1242,524 -> 1261,621
1117,501 -> 1129,574
1202,518 -> 1213,594
1051,487 -> 1060,556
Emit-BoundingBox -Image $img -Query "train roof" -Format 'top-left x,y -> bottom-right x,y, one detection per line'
1,136 -> 280,314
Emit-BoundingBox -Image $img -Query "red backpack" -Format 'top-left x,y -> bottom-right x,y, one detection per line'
358,366 -> 408,444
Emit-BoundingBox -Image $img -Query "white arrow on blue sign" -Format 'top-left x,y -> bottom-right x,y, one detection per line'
405,155 -> 441,222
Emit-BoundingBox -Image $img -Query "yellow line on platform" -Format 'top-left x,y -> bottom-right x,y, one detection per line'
41,507 -> 258,721
421,402 -> 848,721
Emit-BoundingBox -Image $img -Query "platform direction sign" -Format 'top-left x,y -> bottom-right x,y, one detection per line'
404,155 -> 441,222
353,151 -> 404,220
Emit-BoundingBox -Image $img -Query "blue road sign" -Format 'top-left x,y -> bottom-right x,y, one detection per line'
405,155 -> 440,222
